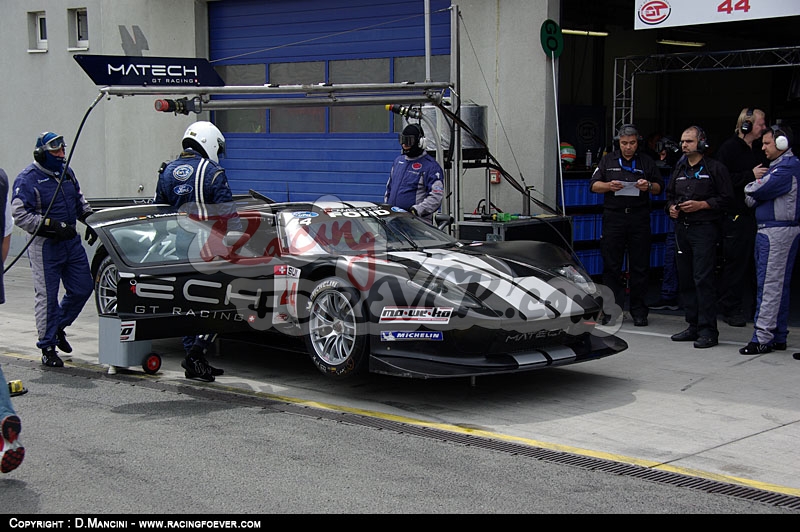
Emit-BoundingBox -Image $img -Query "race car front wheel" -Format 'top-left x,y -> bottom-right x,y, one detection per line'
94,254 -> 119,316
303,277 -> 368,378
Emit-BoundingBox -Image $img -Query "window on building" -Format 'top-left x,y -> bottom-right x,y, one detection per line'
68,8 -> 89,49
392,55 -> 450,132
269,62 -> 326,133
28,12 -> 47,51
217,55 -> 450,135
214,64 -> 267,133
329,58 -> 390,133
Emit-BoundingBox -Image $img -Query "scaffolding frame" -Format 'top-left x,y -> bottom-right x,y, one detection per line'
613,46 -> 800,133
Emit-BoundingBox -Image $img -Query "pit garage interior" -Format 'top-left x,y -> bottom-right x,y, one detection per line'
558,1 -> 800,323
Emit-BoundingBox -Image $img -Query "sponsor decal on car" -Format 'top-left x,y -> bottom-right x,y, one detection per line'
326,208 -> 391,218
291,211 -> 319,219
504,329 -> 564,343
380,331 -> 444,341
379,306 -> 453,323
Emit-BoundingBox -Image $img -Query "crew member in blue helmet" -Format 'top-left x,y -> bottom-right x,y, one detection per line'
11,132 -> 96,368
384,123 -> 444,223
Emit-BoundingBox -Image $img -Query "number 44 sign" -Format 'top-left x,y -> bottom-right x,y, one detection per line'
634,0 -> 798,30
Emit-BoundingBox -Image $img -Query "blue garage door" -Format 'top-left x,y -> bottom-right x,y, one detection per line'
208,0 -> 451,203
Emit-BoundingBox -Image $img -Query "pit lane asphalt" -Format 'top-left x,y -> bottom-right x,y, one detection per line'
2,257 -> 800,510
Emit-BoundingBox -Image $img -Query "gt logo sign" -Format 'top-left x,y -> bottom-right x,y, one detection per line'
637,1 -> 671,26
379,307 -> 453,323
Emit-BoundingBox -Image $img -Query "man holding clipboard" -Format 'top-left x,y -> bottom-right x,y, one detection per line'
590,124 -> 663,326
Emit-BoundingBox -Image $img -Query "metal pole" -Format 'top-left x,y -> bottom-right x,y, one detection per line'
451,4 -> 462,235
551,50 -> 565,217
424,0 -> 432,82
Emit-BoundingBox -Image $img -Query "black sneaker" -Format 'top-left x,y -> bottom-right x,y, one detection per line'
202,358 -> 224,376
671,327 -> 698,342
41,347 -> 64,367
771,342 -> 787,351
181,356 -> 215,382
187,346 -> 224,376
56,329 -> 73,353
739,342 -> 772,355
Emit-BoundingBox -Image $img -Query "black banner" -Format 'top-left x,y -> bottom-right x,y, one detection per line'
74,55 -> 224,87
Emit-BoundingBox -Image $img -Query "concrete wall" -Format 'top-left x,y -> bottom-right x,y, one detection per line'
457,0 -> 560,215
0,0 -> 209,202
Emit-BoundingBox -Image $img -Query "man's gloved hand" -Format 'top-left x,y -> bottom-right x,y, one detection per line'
84,225 -> 98,246
78,211 -> 98,245
39,219 -> 77,241
409,206 -> 419,216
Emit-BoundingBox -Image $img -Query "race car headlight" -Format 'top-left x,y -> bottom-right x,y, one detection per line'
407,277 -> 485,310
552,264 -> 597,295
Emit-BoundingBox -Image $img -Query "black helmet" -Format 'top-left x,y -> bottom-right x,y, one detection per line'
399,124 -> 425,157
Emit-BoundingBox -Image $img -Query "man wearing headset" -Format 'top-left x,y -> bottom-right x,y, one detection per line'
384,123 -> 444,223
715,107 -> 768,328
666,126 -> 733,349
11,132 -> 96,368
740,124 -> 800,355
590,124 -> 663,327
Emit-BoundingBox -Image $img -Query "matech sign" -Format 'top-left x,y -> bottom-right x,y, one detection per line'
635,0 -> 799,30
74,55 -> 224,87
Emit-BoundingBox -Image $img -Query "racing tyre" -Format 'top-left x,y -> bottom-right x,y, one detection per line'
303,277 -> 368,378
94,254 -> 119,316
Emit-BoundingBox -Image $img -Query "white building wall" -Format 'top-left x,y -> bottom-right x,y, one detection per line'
0,0 -> 210,207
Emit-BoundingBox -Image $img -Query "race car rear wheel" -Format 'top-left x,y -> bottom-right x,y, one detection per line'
303,277 -> 368,378
94,254 -> 119,316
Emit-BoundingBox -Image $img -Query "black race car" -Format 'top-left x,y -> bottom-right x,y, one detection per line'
87,193 -> 626,379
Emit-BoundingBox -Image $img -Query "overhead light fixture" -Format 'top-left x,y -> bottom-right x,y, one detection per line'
656,39 -> 705,47
562,29 -> 608,37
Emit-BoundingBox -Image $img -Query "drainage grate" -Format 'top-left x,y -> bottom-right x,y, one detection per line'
288,403 -> 800,511
49,363 -> 800,511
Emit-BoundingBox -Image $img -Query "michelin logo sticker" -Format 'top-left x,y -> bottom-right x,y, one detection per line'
381,331 -> 444,341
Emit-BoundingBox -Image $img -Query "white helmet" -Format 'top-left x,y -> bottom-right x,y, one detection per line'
182,121 -> 225,163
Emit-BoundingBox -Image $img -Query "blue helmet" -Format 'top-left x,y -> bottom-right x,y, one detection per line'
34,131 -> 67,173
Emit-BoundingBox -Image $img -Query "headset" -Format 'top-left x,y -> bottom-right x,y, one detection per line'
612,124 -> 641,150
770,124 -> 792,151
33,132 -> 49,164
691,125 -> 708,153
740,107 -> 755,134
33,132 -> 65,165
411,123 -> 427,149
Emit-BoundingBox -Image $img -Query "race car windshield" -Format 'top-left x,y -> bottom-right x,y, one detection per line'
281,209 -> 456,256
